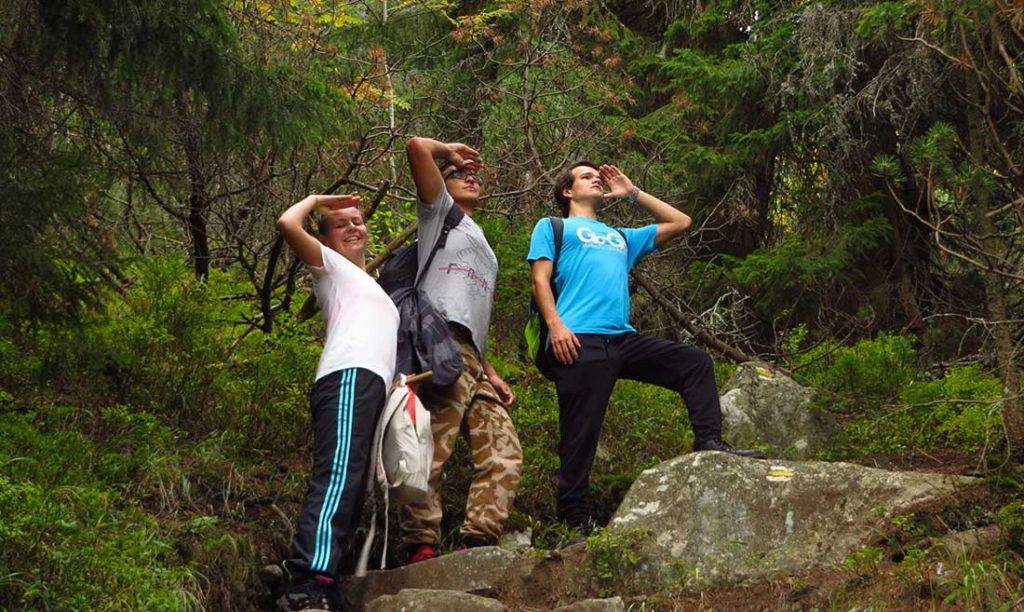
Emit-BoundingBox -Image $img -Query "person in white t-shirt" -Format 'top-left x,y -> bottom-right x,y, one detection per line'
273,193 -> 399,612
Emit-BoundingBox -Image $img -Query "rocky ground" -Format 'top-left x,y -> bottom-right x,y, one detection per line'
263,365 -> 1017,611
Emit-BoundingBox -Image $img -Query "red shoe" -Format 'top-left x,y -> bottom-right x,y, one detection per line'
406,544 -> 436,564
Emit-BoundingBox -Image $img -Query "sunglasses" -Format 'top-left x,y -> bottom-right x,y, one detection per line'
445,169 -> 484,185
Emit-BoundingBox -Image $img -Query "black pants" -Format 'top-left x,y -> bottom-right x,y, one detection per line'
542,333 -> 723,522
285,367 -> 385,578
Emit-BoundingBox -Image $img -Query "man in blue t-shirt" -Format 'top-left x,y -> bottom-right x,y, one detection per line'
527,161 -> 762,534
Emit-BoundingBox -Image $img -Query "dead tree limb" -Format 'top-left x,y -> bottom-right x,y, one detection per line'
260,234 -> 286,332
363,179 -> 392,221
634,272 -> 791,375
366,221 -> 417,274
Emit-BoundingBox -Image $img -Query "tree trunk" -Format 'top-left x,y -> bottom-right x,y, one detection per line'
966,90 -> 1024,454
260,235 -> 285,332
181,116 -> 210,280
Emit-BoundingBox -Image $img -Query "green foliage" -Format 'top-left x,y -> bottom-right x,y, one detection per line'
28,257 -> 317,450
784,333 -> 1004,456
0,397 -> 297,609
32,0 -> 344,145
841,545 -> 886,576
787,332 -> 916,405
586,527 -> 650,597
936,554 -> 1024,610
0,256 -> 323,607
855,2 -> 918,40
869,154 -> 905,182
821,333 -> 917,405
827,365 -> 1002,457
711,209 -> 893,321
997,502 -> 1024,552
0,128 -> 114,323
480,214 -> 534,348
1,0 -> 351,326
0,411 -> 199,610
646,20 -> 796,198
900,367 -> 1003,448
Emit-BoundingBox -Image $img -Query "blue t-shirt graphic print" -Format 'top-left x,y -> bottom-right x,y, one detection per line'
527,217 -> 657,335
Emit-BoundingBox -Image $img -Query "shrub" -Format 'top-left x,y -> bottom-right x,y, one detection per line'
825,366 -> 1003,457
24,257 -> 316,453
789,332 -> 917,408
825,333 -> 917,404
997,502 -> 1024,553
586,527 -> 650,596
0,412 -> 200,610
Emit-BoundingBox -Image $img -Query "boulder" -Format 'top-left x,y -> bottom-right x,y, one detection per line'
608,452 -> 978,590
366,589 -> 507,611
719,362 -> 834,458
554,597 -> 625,611
345,547 -> 516,608
499,527 -> 533,553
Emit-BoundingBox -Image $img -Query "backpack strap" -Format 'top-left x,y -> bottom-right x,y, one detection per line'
549,217 -> 563,296
550,217 -> 563,265
613,227 -> 631,264
414,204 -> 465,288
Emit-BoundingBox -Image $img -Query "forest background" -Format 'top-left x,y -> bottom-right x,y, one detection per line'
1,0 -> 1023,608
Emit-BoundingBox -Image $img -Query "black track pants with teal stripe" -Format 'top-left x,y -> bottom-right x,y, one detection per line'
286,367 -> 385,578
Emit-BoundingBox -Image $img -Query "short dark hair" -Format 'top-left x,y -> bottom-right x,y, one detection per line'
553,160 -> 598,217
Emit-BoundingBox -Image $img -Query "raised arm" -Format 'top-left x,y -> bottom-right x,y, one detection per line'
600,164 -> 691,247
276,194 -> 361,267
406,137 -> 482,204
531,259 -> 580,364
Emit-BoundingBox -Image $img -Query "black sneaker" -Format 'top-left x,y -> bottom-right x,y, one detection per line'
559,514 -> 597,546
276,574 -> 340,611
693,438 -> 766,459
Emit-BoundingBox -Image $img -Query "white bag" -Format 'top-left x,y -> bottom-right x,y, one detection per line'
356,374 -> 433,575
381,377 -> 433,504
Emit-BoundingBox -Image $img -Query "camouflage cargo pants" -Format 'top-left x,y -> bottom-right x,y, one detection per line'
400,330 -> 523,546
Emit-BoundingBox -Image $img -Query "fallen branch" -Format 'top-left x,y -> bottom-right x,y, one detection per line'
363,179 -> 392,221
633,272 -> 791,376
367,221 -> 417,274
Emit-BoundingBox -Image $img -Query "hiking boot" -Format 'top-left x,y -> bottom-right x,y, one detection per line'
406,544 -> 436,565
693,438 -> 765,459
276,574 -> 339,611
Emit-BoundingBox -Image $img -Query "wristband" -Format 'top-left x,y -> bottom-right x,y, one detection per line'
626,186 -> 640,205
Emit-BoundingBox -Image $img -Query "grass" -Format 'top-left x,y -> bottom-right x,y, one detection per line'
0,404 -> 304,610
0,409 -> 201,609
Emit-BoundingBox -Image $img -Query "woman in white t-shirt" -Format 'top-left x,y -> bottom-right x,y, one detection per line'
274,193 -> 399,612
